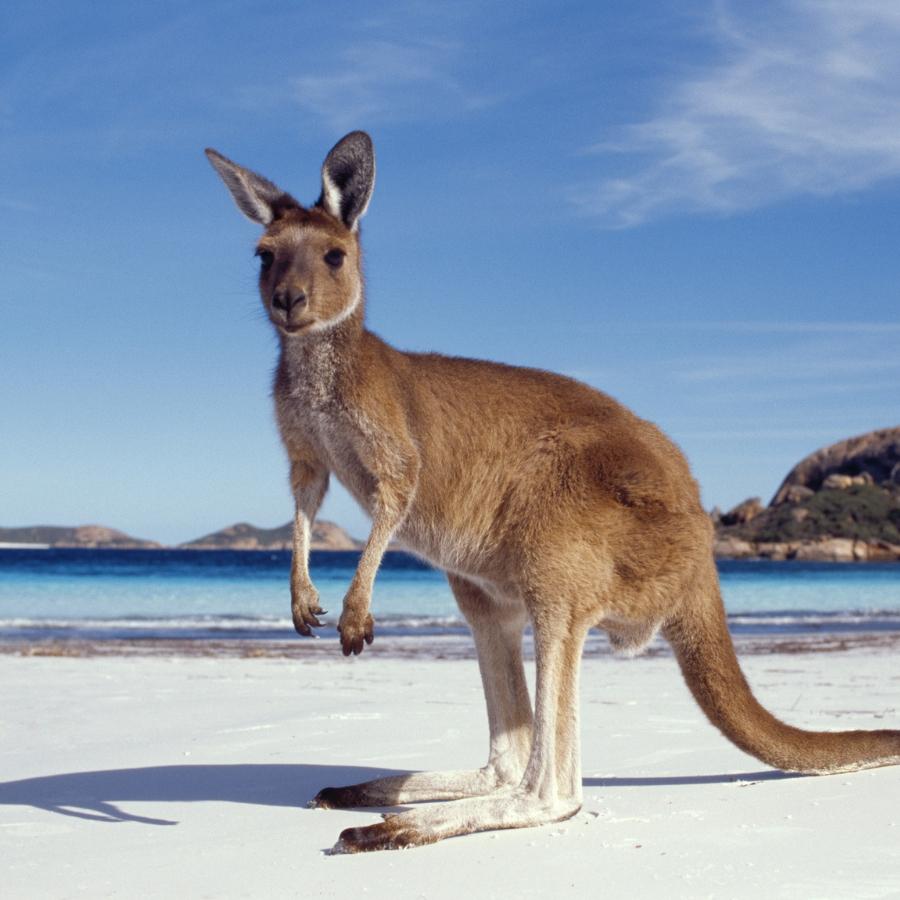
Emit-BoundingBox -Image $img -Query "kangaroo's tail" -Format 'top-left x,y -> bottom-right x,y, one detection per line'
663,586 -> 900,774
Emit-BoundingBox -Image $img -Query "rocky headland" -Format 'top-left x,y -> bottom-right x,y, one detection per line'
713,426 -> 900,562
0,520 -> 360,551
179,520 -> 361,551
0,525 -> 161,549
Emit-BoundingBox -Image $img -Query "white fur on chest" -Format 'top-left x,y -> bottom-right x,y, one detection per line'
277,356 -> 375,514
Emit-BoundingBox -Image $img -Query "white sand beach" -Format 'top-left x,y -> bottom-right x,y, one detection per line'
2,643 -> 899,899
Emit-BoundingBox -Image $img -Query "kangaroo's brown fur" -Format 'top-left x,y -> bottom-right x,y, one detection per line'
206,132 -> 900,853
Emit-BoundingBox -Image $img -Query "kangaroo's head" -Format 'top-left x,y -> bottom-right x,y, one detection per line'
205,131 -> 375,338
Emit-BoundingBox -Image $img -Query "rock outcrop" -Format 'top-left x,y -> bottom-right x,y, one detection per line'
715,425 -> 900,562
0,525 -> 161,549
713,535 -> 900,562
180,520 -> 361,551
718,497 -> 764,527
771,426 -> 900,505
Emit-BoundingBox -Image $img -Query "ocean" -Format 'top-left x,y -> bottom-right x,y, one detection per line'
1,548 -> 899,645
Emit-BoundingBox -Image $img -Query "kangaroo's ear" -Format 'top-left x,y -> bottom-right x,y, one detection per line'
205,148 -> 295,226
317,131 -> 375,232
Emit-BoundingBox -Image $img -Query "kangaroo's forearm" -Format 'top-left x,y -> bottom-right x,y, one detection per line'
335,481 -> 414,655
289,461 -> 329,635
290,461 -> 329,582
290,503 -> 316,595
346,511 -> 400,608
342,448 -> 419,607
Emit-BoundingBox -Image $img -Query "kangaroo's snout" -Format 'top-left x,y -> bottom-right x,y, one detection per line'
273,288 -> 307,313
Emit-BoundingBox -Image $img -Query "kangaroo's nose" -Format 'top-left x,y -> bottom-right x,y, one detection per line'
273,290 -> 307,313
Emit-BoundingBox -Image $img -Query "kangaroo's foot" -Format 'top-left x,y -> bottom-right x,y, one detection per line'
311,763 -> 520,808
328,788 -> 581,853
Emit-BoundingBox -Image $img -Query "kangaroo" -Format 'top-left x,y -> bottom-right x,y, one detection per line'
206,131 -> 900,853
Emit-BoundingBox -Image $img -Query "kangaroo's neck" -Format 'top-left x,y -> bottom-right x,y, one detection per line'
277,305 -> 366,403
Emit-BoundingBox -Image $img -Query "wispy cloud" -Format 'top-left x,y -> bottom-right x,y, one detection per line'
674,427 -> 846,441
678,320 -> 900,334
575,1 -> 900,226
684,376 -> 900,405
676,331 -> 900,383
681,354 -> 900,383
536,320 -> 900,336
289,39 -> 497,131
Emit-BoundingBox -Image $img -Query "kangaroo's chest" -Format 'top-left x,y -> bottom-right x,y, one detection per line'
276,381 -> 377,514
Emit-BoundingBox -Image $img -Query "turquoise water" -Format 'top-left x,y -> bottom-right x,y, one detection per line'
0,549 -> 898,641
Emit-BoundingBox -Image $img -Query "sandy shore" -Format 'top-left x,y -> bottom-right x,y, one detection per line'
4,628 -> 900,659
2,644 -> 898,898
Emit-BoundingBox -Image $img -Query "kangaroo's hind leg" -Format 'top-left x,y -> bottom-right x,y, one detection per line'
332,603 -> 589,852
312,574 -> 533,808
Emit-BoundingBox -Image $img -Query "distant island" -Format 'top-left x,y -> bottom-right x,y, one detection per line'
0,525 -> 162,550
0,520 -> 360,551
180,520 -> 361,551
3,426 -> 898,561
714,425 -> 900,561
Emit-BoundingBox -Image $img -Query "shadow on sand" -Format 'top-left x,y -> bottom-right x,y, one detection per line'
0,764 -> 404,826
583,770 -> 804,788
0,764 -> 806,826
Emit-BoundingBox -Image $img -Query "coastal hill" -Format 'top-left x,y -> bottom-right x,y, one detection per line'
714,425 -> 900,561
771,426 -> 900,503
0,520 -> 359,551
0,525 -> 161,549
179,520 -> 361,551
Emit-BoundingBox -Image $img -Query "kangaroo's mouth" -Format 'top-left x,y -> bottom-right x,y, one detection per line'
277,320 -> 315,335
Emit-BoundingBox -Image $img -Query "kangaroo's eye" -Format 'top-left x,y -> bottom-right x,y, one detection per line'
324,248 -> 345,269
256,249 -> 274,271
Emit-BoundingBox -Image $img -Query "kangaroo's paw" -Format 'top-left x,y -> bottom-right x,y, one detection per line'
326,790 -> 581,853
330,819 -> 439,854
309,764 -> 521,808
309,785 -> 366,809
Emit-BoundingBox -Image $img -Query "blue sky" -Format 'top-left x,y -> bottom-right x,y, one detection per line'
2,0 -> 899,544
